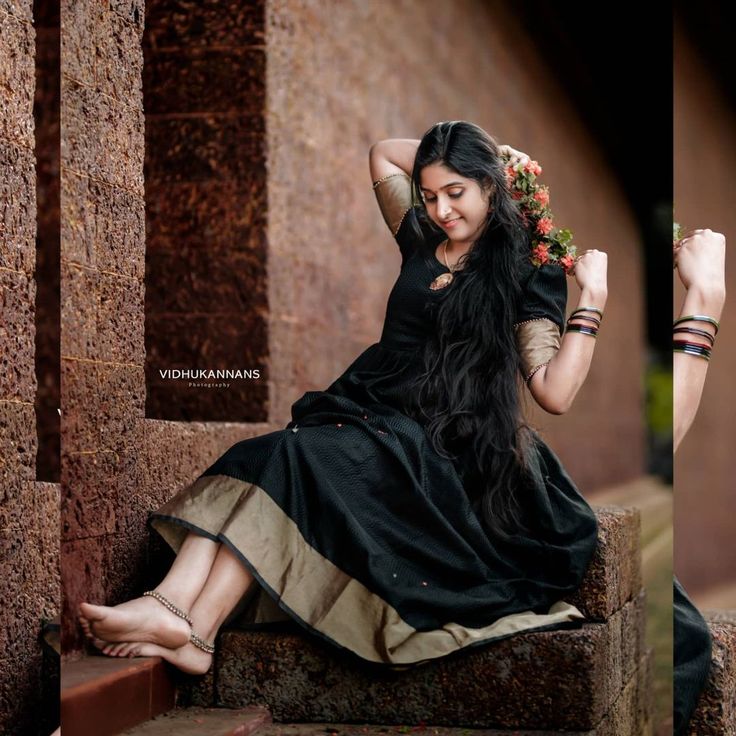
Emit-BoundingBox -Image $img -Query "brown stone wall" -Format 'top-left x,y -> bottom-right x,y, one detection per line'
60,0 -> 149,653
143,0 -> 269,423
674,22 -> 736,594
60,0 -> 647,656
0,2 -> 61,733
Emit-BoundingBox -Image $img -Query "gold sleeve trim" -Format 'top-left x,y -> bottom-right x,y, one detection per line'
373,172 -> 413,237
515,318 -> 561,383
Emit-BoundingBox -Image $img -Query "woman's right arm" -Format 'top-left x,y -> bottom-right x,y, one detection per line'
369,139 -> 420,182
673,229 -> 726,452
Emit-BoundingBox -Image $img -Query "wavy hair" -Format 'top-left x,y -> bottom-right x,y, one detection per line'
401,121 -> 536,538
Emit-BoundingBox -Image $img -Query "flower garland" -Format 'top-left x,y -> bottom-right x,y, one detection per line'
500,153 -> 577,274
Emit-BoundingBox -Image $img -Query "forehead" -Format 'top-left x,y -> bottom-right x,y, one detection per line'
419,162 -> 470,191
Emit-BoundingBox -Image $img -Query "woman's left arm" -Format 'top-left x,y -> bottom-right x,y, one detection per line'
527,250 -> 608,414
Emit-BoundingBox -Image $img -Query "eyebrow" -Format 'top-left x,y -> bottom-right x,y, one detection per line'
419,181 -> 465,193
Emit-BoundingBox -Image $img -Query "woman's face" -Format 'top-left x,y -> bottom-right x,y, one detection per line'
419,162 -> 493,246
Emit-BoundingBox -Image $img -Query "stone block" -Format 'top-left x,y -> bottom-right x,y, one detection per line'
144,114 -> 264,184
571,506 -> 642,621
144,48 -> 264,114
0,141 -> 36,272
0,269 -> 37,402
144,180 -> 266,253
688,610 -> 736,735
215,592 -> 646,731
0,401 -> 36,486
143,1 -> 264,49
0,10 -> 34,147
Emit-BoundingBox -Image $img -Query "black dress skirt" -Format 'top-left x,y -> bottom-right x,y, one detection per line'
149,219 -> 599,670
673,577 -> 712,734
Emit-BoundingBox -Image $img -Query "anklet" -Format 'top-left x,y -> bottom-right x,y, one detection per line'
190,630 -> 216,654
143,590 -> 193,627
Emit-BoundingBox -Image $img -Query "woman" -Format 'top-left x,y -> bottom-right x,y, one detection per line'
79,121 -> 607,675
672,227 -> 726,735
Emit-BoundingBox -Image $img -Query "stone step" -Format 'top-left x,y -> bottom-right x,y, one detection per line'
119,705 -> 271,735
184,650 -> 649,736
688,610 -> 736,735
205,591 -> 646,732
61,655 -> 175,736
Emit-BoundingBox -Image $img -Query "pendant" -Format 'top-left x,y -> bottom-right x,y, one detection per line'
429,272 -> 454,290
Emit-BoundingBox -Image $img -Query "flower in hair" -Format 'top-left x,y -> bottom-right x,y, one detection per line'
500,152 -> 577,274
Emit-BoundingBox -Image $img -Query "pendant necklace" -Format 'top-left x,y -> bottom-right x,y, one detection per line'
429,238 -> 458,291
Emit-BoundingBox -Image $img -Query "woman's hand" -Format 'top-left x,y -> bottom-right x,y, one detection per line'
570,249 -> 608,298
497,143 -> 531,169
674,228 -> 726,298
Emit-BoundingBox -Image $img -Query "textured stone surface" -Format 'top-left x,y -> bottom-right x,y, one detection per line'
0,140 -> 36,272
214,592 -> 646,731
688,611 -> 736,736
143,3 -> 269,423
0,7 -> 61,731
0,9 -> 35,147
120,705 -> 272,735
572,506 -> 642,620
0,482 -> 60,735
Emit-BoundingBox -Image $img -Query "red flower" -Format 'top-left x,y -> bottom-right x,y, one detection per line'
560,254 -> 575,273
533,187 -> 550,207
536,217 -> 553,236
531,242 -> 549,264
511,189 -> 524,200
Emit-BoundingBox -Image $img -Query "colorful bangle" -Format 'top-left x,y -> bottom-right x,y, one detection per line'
673,314 -> 720,335
672,339 -> 711,361
566,324 -> 598,338
567,314 -> 601,328
672,326 -> 715,346
570,306 -> 604,320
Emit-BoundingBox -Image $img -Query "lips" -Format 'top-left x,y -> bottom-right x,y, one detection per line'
442,218 -> 461,226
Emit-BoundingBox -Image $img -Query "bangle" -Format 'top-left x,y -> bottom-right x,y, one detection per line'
673,339 -> 711,361
673,314 -> 720,335
570,306 -> 604,320
565,324 -> 598,338
672,327 -> 715,346
567,314 -> 601,328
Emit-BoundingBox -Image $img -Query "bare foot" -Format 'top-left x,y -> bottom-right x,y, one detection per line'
78,595 -> 191,649
90,635 -> 212,675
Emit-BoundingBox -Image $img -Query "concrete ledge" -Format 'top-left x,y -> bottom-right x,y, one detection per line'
61,655 -> 176,736
213,591 -> 646,731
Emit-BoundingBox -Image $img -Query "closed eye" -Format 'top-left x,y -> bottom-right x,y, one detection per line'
424,192 -> 463,203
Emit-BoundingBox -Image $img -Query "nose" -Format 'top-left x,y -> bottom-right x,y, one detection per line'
437,196 -> 452,218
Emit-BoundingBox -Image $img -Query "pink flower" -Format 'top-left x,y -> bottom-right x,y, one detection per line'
560,254 -> 575,273
536,217 -> 553,236
531,242 -> 549,264
533,188 -> 550,207
523,159 -> 542,176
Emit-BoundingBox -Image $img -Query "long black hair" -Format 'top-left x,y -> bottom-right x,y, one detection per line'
401,121 -> 536,538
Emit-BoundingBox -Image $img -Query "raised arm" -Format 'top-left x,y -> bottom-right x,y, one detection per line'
369,139 -> 420,182
673,229 -> 726,452
527,250 -> 608,414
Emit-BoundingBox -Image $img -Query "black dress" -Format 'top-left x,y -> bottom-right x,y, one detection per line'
149,203 -> 599,670
673,577 -> 712,734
